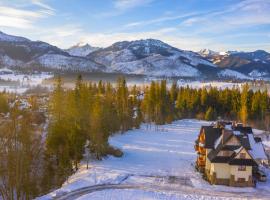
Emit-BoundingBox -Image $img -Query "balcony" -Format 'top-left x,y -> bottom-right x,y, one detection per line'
196,159 -> 206,167
194,144 -> 199,151
198,146 -> 206,155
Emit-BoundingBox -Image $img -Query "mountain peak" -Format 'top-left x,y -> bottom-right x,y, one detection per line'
71,42 -> 92,48
199,49 -> 219,57
66,42 -> 100,57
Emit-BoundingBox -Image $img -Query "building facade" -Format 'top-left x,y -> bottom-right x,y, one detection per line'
195,122 -> 266,187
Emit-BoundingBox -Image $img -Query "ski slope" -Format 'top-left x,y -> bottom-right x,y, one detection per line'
38,120 -> 270,200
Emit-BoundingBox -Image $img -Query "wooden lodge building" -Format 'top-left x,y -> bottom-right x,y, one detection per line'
195,122 -> 268,187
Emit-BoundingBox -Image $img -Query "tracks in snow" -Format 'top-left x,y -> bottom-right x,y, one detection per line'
52,174 -> 270,200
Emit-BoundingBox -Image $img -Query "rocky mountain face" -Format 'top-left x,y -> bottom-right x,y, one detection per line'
0,31 -> 269,80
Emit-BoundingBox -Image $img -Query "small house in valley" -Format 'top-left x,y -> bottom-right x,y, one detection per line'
195,121 -> 268,187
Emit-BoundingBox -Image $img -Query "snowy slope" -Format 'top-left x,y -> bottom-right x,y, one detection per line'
31,54 -> 105,72
39,120 -> 270,200
65,43 -> 100,57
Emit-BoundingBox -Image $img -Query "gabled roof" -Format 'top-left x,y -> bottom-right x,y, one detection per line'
236,134 -> 251,150
201,126 -> 223,149
207,132 -> 257,166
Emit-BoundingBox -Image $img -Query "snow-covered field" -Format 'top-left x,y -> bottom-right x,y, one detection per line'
0,68 -> 53,93
39,120 -> 270,200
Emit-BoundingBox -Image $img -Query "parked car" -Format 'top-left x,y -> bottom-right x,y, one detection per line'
254,170 -> 267,182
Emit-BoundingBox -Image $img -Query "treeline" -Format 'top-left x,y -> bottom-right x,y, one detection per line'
142,81 -> 269,124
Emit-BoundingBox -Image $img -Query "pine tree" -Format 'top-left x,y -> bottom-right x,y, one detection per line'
240,84 -> 249,125
205,107 -> 216,121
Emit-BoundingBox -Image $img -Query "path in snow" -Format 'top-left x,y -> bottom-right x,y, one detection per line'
39,119 -> 270,200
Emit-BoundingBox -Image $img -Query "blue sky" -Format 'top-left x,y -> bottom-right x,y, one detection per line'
0,0 -> 269,51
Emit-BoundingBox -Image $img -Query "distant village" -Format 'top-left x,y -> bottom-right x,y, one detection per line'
195,121 -> 269,187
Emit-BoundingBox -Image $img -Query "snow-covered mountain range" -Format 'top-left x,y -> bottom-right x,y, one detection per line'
87,39 -> 216,77
199,49 -> 270,78
0,31 -> 104,72
0,31 -> 269,80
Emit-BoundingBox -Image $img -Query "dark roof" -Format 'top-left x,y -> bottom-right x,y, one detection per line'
222,130 -> 234,143
203,127 -> 223,148
229,159 -> 258,166
207,131 -> 255,166
236,135 -> 251,150
222,145 -> 242,151
211,156 -> 232,163
209,150 -> 257,166
254,137 -> 262,143
233,126 -> 253,134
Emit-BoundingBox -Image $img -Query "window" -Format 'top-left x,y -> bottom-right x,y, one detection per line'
240,153 -> 246,159
238,166 -> 246,171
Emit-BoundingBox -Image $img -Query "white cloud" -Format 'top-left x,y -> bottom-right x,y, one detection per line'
114,0 -> 154,10
98,0 -> 155,18
0,6 -> 45,18
0,1 -> 54,29
0,15 -> 32,28
124,12 -> 201,28
181,0 -> 270,28
32,0 -> 55,13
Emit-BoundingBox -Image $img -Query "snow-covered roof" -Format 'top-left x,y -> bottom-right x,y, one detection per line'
233,131 -> 241,135
214,134 -> 222,149
248,134 -> 268,160
225,124 -> 232,130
